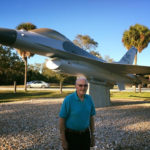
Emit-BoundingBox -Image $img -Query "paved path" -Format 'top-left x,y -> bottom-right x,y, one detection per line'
0,98 -> 150,150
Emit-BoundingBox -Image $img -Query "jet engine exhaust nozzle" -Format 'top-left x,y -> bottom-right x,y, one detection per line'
0,28 -> 17,46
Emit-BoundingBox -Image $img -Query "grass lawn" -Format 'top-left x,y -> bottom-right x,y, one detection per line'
110,91 -> 150,101
0,90 -> 150,103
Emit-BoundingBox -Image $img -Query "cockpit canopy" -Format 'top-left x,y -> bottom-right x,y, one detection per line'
31,28 -> 69,42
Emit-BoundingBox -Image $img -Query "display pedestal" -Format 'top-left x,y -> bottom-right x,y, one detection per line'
87,80 -> 111,108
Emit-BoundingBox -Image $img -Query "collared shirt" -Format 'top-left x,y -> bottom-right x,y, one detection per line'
59,91 -> 96,131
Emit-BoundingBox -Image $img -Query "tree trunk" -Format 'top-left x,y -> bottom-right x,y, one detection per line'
134,52 -> 137,65
135,53 -> 142,92
60,81 -> 63,94
138,84 -> 142,93
133,85 -> 136,93
24,57 -> 27,92
134,52 -> 137,93
14,81 -> 16,93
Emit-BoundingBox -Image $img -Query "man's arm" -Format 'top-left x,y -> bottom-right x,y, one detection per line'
90,116 -> 95,147
59,117 -> 68,150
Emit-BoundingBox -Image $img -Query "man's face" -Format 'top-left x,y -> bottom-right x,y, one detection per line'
75,79 -> 88,96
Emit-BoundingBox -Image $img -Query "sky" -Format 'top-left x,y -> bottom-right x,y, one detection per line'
0,0 -> 150,66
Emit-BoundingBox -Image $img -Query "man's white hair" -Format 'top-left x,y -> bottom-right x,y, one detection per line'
75,76 -> 88,85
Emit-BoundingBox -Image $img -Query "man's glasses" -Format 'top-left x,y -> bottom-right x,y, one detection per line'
77,84 -> 88,87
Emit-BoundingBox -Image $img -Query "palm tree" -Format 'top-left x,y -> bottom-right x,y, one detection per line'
122,24 -> 150,92
16,22 -> 37,92
122,24 -> 150,65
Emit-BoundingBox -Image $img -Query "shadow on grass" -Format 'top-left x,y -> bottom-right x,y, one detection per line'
111,99 -> 150,106
129,95 -> 150,100
0,91 -> 72,103
110,92 -> 150,103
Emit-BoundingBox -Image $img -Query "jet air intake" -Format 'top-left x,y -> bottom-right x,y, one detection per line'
46,59 -> 62,70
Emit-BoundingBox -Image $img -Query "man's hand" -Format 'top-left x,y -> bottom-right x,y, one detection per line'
59,118 -> 68,150
90,116 -> 95,147
90,134 -> 95,147
62,139 -> 68,150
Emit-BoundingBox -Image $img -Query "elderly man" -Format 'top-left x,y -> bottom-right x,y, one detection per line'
59,77 -> 96,150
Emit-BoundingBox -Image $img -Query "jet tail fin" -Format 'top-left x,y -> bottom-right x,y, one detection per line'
116,47 -> 137,90
118,47 -> 137,65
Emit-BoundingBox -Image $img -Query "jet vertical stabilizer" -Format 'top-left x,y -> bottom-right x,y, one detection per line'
117,47 -> 137,90
118,47 -> 137,65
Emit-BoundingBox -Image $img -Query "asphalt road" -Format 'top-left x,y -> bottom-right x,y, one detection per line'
1,86 -> 150,92
111,87 -> 150,92
0,87 -> 75,91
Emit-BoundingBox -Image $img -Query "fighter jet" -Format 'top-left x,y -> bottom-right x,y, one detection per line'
0,27 -> 150,90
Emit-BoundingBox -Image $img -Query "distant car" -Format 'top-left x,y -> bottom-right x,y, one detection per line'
27,81 -> 50,88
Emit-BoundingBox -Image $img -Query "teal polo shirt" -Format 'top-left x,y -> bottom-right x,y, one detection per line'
59,91 -> 96,131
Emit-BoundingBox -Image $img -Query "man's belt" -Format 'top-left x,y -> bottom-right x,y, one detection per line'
65,128 -> 89,135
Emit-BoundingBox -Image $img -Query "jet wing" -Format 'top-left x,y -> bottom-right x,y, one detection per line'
83,57 -> 150,75
101,62 -> 150,75
47,47 -> 150,75
44,43 -> 150,76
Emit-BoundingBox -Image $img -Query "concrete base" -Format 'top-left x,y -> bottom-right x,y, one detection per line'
87,80 -> 111,108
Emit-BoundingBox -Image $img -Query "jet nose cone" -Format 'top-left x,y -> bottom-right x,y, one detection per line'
0,28 -> 17,46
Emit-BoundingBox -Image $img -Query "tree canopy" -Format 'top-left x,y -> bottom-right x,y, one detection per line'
122,24 -> 150,53
0,46 -> 24,85
16,22 -> 37,31
73,34 -> 98,52
122,24 -> 150,64
73,34 -> 114,62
